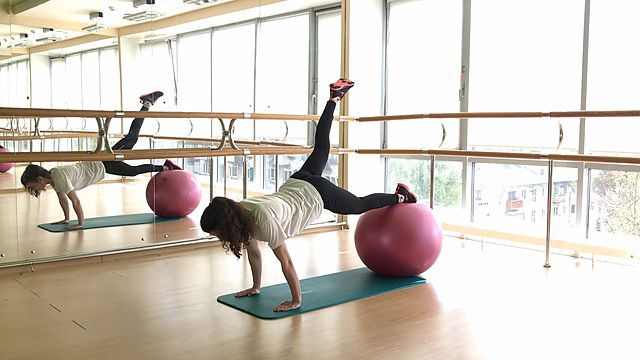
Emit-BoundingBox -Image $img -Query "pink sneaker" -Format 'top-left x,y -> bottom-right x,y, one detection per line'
139,91 -> 164,106
163,159 -> 182,171
329,79 -> 355,100
395,183 -> 417,203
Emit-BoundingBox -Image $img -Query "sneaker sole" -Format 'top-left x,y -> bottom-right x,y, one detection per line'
165,160 -> 182,170
396,183 -> 417,201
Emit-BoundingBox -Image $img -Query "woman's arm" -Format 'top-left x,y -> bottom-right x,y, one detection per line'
271,241 -> 301,312
235,239 -> 262,297
65,190 -> 85,229
54,191 -> 70,224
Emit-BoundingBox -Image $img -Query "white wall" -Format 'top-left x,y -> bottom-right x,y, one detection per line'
118,37 -> 143,111
29,54 -> 51,108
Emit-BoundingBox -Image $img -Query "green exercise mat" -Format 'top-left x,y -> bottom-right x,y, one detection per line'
217,267 -> 427,319
38,213 -> 181,232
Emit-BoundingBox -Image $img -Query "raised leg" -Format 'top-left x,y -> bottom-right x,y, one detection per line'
300,174 -> 398,214
102,161 -> 163,176
294,100 -> 336,177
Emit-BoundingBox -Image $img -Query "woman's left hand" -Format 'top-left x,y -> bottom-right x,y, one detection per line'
273,300 -> 301,312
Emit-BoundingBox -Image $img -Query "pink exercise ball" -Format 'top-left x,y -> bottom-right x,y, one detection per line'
0,145 -> 14,173
146,170 -> 202,218
355,203 -> 443,277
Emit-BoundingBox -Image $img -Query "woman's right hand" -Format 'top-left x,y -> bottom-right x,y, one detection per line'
51,219 -> 70,225
235,287 -> 260,297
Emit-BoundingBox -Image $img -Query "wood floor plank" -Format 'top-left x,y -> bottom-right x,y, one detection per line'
3,231 -> 640,359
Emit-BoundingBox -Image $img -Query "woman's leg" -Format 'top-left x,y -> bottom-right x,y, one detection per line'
111,106 -> 148,151
292,79 -> 354,178
112,91 -> 164,151
102,161 -> 163,177
302,174 -> 399,214
292,100 -> 336,177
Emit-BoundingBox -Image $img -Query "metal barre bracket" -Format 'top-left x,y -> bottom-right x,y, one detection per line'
212,118 -> 240,151
92,117 -> 114,154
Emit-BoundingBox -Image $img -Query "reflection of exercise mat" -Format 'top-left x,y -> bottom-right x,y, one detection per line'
217,267 -> 426,319
38,213 -> 181,232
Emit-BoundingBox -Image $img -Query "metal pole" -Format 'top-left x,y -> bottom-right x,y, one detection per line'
209,157 -> 215,201
242,155 -> 248,199
429,155 -> 436,209
544,160 -> 554,268
223,157 -> 228,197
275,155 -> 279,189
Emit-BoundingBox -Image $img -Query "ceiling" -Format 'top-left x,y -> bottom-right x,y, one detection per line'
0,0 -> 335,57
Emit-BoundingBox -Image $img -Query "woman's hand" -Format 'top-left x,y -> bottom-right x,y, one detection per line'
273,300 -> 301,312
51,219 -> 69,225
235,287 -> 260,297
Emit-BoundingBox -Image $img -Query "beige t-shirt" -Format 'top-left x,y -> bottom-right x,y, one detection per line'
51,161 -> 106,195
240,178 -> 324,249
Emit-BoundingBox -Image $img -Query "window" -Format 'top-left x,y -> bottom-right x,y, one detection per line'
255,14 -> 309,144
212,23 -> 256,141
81,51 -> 100,109
386,0 -> 462,149
99,48 -> 120,109
587,0 -> 640,154
140,41 -> 176,136
0,60 -> 30,108
178,32 -> 212,137
468,0 -> 583,151
589,169 -> 640,247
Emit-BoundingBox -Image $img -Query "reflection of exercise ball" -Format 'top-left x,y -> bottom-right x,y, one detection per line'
146,170 -> 202,218
355,203 -> 443,277
0,145 -> 14,173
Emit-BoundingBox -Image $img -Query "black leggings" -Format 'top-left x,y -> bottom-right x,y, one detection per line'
102,106 -> 164,176
290,101 -> 398,214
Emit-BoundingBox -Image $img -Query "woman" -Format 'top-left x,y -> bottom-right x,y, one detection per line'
200,79 -> 417,312
21,91 -> 182,230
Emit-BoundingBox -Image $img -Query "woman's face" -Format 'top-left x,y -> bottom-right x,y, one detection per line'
24,177 -> 46,197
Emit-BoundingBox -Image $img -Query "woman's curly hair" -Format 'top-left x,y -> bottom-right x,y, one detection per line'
20,164 -> 51,198
200,197 -> 256,258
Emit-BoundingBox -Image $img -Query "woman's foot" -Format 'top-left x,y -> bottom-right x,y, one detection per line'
330,79 -> 355,101
396,183 -> 417,203
140,91 -> 164,108
162,159 -> 182,171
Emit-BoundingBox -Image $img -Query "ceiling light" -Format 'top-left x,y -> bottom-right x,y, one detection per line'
184,0 -> 216,5
35,30 -> 67,44
11,33 -> 31,48
82,23 -> 111,32
82,11 -> 110,32
133,0 -> 155,7
123,9 -> 164,22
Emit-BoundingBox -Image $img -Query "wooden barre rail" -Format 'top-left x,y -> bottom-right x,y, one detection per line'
0,131 -> 302,147
0,146 -> 348,163
3,107 -> 640,121
1,146 -> 639,166
356,149 -> 640,165
0,107 -> 356,121
357,109 -> 640,121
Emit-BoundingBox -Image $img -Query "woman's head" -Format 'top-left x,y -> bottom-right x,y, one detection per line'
21,164 -> 51,198
200,197 -> 256,258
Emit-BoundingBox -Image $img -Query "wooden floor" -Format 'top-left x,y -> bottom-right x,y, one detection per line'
2,230 -> 640,360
